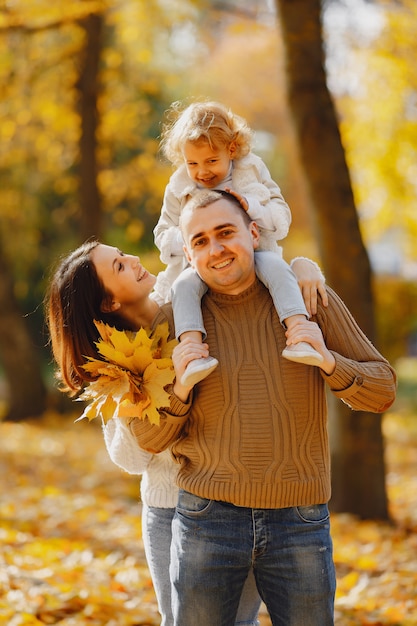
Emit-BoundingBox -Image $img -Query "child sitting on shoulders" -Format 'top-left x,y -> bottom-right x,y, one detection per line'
153,100 -> 326,387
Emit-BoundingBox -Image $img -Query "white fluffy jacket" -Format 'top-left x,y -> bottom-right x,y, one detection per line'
152,153 -> 291,304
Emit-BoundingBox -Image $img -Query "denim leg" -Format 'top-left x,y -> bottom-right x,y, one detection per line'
171,267 -> 208,340
171,495 -> 335,626
142,505 -> 175,626
254,250 -> 308,323
253,505 -> 336,626
235,567 -> 261,626
171,491 -> 253,626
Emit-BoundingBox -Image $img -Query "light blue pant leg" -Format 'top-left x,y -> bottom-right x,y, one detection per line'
171,491 -> 335,626
143,503 -> 261,626
254,250 -> 308,323
171,266 -> 208,340
142,505 -> 175,626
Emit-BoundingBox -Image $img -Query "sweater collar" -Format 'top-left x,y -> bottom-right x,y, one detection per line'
207,278 -> 264,303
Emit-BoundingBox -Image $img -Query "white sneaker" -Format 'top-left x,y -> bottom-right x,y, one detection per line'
180,356 -> 219,387
282,342 -> 324,367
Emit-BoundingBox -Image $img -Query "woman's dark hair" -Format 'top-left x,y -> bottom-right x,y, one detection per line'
46,240 -> 133,395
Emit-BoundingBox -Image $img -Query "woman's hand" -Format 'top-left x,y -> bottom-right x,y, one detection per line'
172,337 -> 210,401
291,258 -> 328,316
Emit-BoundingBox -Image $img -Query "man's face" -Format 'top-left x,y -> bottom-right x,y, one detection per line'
182,198 -> 260,295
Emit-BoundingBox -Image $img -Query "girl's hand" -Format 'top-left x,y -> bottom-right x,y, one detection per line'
224,188 -> 249,212
291,258 -> 328,316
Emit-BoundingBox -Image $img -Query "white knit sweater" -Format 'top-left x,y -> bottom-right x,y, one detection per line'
103,418 -> 179,508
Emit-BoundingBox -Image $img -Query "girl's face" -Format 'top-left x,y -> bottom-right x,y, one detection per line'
183,139 -> 236,188
91,244 -> 156,310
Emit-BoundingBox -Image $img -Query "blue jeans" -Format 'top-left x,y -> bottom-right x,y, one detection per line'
170,491 -> 336,626
142,504 -> 261,626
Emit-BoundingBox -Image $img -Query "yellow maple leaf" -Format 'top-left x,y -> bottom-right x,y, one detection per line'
77,322 -> 177,426
150,322 -> 179,359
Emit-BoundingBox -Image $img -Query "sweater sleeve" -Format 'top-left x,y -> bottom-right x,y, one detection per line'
102,417 -> 152,475
129,387 -> 192,454
316,287 -> 397,413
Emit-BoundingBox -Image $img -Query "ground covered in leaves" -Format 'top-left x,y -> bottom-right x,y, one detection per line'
1,384 -> 416,625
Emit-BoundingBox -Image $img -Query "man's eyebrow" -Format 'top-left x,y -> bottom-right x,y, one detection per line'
190,222 -> 236,244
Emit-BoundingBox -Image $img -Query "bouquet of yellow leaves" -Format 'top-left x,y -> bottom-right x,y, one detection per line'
77,321 -> 178,426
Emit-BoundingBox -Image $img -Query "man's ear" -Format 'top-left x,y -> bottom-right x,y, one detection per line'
100,298 -> 121,313
250,221 -> 260,250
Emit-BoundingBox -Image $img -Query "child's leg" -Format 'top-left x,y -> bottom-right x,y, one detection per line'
171,267 -> 218,386
255,251 -> 323,367
171,266 -> 208,340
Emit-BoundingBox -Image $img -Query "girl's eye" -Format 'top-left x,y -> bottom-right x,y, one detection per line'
118,262 -> 124,272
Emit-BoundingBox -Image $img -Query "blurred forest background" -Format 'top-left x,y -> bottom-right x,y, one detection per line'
1,0 -> 416,414
1,0 -> 417,623
1,0 -> 417,515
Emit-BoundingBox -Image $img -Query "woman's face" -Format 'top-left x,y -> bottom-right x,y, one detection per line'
91,244 -> 156,309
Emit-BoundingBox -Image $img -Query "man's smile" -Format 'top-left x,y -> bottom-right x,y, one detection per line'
212,258 -> 233,270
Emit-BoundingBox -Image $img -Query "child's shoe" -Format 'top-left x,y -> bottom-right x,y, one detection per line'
180,356 -> 219,387
282,342 -> 324,367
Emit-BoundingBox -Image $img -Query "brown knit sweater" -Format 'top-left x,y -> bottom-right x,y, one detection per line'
131,282 -> 396,509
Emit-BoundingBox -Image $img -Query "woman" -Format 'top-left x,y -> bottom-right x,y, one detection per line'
46,239 -> 326,626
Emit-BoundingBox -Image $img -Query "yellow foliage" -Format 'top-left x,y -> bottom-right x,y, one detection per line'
336,0 -> 417,266
78,322 -> 177,426
0,402 -> 416,625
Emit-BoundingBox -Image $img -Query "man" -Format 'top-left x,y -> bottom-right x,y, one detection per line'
132,189 -> 396,626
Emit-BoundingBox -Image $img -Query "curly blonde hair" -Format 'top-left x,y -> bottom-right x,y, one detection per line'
160,100 -> 253,167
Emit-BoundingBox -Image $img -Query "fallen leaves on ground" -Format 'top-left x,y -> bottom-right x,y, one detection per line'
0,409 -> 416,626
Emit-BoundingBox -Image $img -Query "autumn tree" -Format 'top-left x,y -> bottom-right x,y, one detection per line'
275,0 -> 388,519
0,247 -> 46,421
0,0 -> 199,417
77,12 -> 103,240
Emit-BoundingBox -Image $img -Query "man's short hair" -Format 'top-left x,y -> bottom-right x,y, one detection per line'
180,189 -> 252,233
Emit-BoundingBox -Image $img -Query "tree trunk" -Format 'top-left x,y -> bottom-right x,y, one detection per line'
76,12 -> 103,240
275,0 -> 389,519
0,249 -> 46,421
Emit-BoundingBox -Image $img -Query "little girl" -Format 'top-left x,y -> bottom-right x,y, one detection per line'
153,100 -> 326,387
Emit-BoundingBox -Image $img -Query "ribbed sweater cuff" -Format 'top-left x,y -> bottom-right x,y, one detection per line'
322,353 -> 358,390
322,352 -> 395,412
167,387 -> 193,417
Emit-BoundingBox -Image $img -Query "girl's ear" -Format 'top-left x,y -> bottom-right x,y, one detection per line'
229,141 -> 237,159
100,298 -> 121,313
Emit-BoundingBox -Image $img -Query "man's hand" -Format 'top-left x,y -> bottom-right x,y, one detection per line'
285,319 -> 336,375
172,337 -> 210,400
